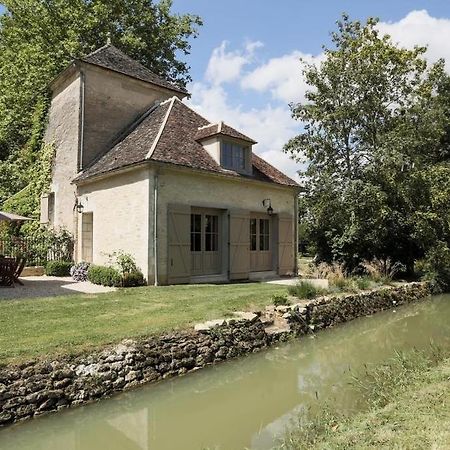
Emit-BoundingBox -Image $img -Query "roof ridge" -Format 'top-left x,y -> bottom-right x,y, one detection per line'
145,97 -> 177,159
197,123 -> 215,130
83,43 -> 112,59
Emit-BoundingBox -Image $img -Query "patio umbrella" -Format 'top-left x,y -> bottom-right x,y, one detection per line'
0,211 -> 33,223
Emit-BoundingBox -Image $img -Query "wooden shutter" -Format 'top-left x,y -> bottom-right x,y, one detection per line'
167,204 -> 191,284
278,214 -> 295,276
229,210 -> 250,280
40,195 -> 49,224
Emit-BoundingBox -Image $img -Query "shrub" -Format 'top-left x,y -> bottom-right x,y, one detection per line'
88,265 -> 122,287
420,243 -> 450,292
288,281 -> 325,299
361,257 -> 406,283
272,294 -> 290,306
354,276 -> 371,290
45,260 -> 72,276
122,270 -> 146,287
70,262 -> 90,282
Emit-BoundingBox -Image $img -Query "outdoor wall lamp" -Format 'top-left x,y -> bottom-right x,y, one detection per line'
262,198 -> 273,216
76,201 -> 84,214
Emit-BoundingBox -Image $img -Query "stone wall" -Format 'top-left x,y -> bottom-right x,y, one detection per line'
0,282 -> 431,426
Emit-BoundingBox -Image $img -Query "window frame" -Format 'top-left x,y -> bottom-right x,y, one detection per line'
221,140 -> 249,172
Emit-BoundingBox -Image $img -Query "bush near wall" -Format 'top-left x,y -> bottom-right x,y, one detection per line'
87,265 -> 122,287
45,260 -> 73,277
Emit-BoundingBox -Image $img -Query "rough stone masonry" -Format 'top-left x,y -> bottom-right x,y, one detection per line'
0,282 -> 431,426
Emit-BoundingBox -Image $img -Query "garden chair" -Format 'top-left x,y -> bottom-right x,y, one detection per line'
0,257 -> 15,287
13,257 -> 26,285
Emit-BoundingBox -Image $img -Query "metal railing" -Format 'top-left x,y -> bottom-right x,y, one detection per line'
0,236 -> 74,266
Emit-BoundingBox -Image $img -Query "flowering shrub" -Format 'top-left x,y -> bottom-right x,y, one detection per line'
70,261 -> 90,282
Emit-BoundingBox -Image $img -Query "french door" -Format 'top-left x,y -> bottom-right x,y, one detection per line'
190,209 -> 221,275
250,214 -> 273,271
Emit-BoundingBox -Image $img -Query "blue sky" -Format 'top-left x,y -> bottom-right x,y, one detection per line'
2,1 -> 450,177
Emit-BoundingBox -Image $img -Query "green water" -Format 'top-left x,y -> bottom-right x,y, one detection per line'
0,294 -> 449,450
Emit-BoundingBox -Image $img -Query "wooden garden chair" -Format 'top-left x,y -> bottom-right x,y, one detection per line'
0,257 -> 15,287
13,257 -> 26,285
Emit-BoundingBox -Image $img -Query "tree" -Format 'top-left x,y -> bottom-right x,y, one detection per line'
0,0 -> 201,209
285,14 -> 449,272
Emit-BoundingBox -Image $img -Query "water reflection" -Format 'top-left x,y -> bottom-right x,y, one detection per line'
0,295 -> 449,450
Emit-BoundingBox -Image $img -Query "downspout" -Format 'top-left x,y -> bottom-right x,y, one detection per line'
75,67 -> 86,261
294,191 -> 299,276
153,174 -> 159,286
78,68 -> 85,171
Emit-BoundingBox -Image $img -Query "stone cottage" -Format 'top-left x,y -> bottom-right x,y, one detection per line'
40,44 -> 300,284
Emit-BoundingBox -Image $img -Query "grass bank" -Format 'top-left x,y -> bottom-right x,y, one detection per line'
0,283 -> 286,365
279,346 -> 450,449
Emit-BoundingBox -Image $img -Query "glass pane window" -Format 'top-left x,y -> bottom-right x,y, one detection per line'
259,219 -> 270,251
222,142 -> 247,171
190,214 -> 202,252
205,215 -> 218,252
250,218 -> 257,251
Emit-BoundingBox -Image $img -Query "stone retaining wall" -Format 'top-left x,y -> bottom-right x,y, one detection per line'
0,282 -> 431,426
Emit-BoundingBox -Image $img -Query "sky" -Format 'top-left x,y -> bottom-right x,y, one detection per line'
2,1 -> 450,179
170,0 -> 450,179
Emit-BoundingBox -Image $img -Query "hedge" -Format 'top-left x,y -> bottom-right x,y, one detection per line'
87,265 -> 122,287
45,261 -> 73,277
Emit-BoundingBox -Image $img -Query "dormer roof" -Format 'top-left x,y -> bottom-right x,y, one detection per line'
195,121 -> 257,144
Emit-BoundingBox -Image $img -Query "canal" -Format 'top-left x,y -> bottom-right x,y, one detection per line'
1,294 -> 449,450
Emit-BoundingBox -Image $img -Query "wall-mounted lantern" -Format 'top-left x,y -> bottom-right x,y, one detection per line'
76,201 -> 84,214
262,198 -> 273,216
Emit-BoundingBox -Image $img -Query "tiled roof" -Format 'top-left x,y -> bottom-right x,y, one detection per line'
75,97 -> 298,187
81,44 -> 187,95
195,122 -> 257,144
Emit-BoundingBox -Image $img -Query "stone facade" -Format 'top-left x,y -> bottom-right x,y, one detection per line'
0,283 -> 431,427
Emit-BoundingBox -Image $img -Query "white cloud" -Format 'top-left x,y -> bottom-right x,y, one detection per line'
205,40 -> 263,85
378,10 -> 450,69
241,51 -> 324,103
186,10 -> 450,181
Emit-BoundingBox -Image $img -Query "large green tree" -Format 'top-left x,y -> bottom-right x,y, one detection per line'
285,15 -> 449,274
0,0 -> 201,209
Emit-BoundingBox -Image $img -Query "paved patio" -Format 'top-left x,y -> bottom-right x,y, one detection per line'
0,276 -> 116,300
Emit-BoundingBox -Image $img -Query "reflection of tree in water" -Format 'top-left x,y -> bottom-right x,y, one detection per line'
1,295 -> 449,450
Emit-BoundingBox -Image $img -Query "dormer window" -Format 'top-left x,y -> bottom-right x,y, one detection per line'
222,142 -> 248,171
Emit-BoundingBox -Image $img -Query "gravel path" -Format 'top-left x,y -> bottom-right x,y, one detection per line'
0,276 -> 116,300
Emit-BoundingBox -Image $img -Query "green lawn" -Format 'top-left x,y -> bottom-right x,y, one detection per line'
0,283 -> 286,365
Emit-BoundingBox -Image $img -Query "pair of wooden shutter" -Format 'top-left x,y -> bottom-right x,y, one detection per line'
167,205 -> 295,283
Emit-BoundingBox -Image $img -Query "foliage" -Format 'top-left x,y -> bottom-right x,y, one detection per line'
285,14 -> 450,276
70,261 -> 90,282
288,281 -> 325,299
354,277 -> 371,291
45,260 -> 73,277
122,270 -> 145,287
272,294 -> 290,307
0,227 -> 73,266
361,257 -> 406,283
106,251 -> 146,286
88,265 -> 122,287
419,242 -> 450,292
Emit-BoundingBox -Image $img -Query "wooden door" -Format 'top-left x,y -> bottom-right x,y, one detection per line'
167,204 -> 191,284
278,214 -> 295,275
229,210 -> 250,280
81,212 -> 93,263
250,214 -> 273,271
